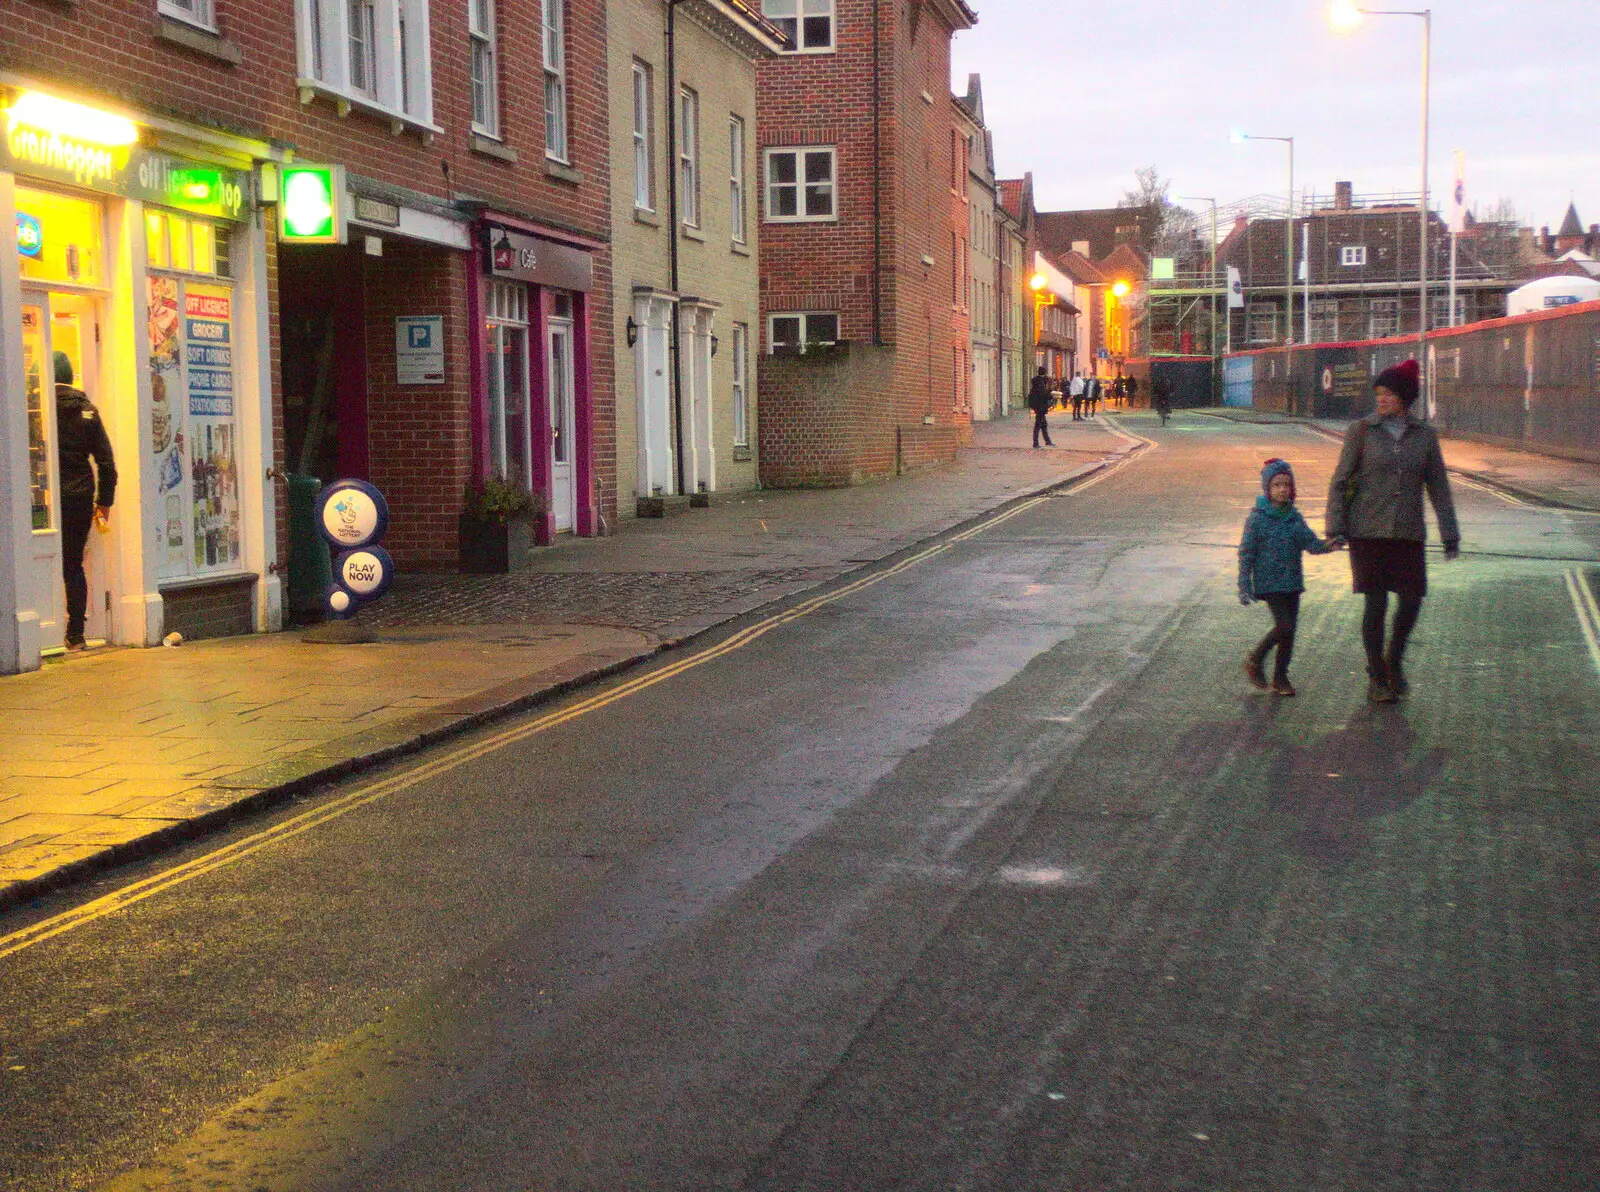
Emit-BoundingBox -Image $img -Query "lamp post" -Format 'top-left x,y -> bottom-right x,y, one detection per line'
1332,1 -> 1432,396
1178,194 -> 1220,400
1231,131 -> 1296,345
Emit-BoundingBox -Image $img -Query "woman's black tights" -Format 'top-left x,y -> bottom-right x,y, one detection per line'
1362,590 -> 1422,674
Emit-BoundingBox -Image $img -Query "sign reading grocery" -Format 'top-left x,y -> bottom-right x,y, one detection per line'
1,91 -> 250,220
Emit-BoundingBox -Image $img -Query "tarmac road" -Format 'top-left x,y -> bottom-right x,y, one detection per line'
2,412 -> 1598,1192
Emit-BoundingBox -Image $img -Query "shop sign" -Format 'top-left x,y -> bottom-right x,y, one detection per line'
1,96 -> 250,220
486,226 -> 593,292
316,481 -> 393,621
395,315 -> 445,385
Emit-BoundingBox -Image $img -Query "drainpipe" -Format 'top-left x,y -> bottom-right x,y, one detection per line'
871,0 -> 883,345
666,0 -> 687,496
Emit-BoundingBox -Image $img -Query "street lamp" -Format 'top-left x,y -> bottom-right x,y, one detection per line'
1177,194 -> 1220,393
1232,132 -> 1296,345
1331,4 -> 1432,391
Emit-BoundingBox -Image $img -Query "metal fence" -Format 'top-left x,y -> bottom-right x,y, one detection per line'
1221,300 -> 1600,463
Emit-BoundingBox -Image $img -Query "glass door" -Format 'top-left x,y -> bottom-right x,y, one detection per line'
485,282 -> 532,492
546,304 -> 576,532
20,298 -> 63,650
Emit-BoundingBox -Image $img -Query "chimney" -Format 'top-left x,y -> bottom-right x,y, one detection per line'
1335,181 -> 1354,210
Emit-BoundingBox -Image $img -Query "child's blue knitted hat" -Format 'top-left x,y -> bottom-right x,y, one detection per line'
1261,458 -> 1295,495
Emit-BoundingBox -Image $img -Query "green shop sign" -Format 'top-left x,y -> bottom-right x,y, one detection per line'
3,112 -> 250,221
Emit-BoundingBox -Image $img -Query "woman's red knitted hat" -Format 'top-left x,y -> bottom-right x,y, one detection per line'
1374,358 -> 1421,406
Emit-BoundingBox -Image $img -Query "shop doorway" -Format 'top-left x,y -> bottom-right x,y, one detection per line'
20,289 -> 112,652
546,295 -> 577,532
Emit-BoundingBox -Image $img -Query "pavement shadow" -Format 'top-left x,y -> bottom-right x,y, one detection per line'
1265,705 -> 1446,866
1169,700 -> 1445,868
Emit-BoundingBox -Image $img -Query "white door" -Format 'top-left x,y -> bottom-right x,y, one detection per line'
686,306 -> 715,495
634,295 -> 675,497
547,314 -> 577,532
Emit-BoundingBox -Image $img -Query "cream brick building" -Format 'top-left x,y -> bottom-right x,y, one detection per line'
609,0 -> 783,515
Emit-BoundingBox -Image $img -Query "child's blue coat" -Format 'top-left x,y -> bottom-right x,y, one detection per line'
1238,497 -> 1332,597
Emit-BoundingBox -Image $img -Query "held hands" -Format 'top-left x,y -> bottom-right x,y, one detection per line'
1324,536 -> 1347,551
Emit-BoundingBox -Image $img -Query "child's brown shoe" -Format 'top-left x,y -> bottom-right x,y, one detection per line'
1244,653 -> 1269,690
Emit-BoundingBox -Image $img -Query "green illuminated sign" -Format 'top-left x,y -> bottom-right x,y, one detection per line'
279,164 -> 345,244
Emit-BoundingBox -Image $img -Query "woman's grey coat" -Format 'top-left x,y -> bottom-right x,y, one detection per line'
1325,413 -> 1460,544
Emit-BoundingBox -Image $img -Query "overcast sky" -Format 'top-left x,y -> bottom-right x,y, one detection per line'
952,1 -> 1599,233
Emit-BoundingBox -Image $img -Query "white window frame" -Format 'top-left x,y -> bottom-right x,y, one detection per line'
632,62 -> 654,212
469,0 -> 499,137
762,0 -> 835,52
1308,299 -> 1340,343
159,0 -> 216,30
764,146 -> 836,223
679,86 -> 700,229
1368,298 -> 1400,339
731,322 -> 750,446
729,115 -> 747,245
767,311 -> 838,354
296,0 -> 435,126
1431,293 -> 1466,329
543,0 -> 568,162
1341,245 -> 1368,267
1246,301 -> 1279,344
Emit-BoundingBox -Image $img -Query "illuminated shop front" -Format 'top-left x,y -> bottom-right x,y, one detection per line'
0,85 -> 280,673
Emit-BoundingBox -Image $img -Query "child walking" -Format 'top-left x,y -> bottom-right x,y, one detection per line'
1238,459 -> 1339,696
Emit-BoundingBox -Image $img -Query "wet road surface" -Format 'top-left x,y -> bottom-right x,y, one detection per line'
3,412 -> 1598,1191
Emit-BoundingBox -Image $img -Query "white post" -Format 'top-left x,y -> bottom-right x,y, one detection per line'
0,172 -> 41,673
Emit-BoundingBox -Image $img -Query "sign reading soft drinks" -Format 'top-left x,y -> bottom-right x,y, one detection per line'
316,480 -> 393,620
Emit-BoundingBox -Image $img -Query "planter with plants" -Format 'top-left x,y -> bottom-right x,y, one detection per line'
458,476 -> 543,574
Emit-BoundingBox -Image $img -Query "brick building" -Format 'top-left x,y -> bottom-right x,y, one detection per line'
955,74 -> 1001,421
608,0 -> 783,516
0,0 -> 615,673
1217,181 -> 1514,348
754,0 -> 978,487
1035,205 -> 1152,378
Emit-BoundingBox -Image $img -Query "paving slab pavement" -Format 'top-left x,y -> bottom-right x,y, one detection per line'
0,412 -> 1133,909
1196,407 -> 1600,512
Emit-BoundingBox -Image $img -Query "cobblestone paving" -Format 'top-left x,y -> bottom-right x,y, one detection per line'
360,569 -> 824,631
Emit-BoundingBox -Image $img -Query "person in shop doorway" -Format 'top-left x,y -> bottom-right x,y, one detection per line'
1027,366 -> 1056,448
55,351 -> 117,651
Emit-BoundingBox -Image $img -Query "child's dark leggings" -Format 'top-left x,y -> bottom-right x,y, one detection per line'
1361,590 -> 1423,674
1253,592 -> 1300,681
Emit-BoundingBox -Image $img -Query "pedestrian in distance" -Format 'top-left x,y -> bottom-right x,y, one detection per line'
1326,358 -> 1460,703
54,351 -> 116,651
1125,374 -> 1139,408
1085,374 -> 1099,419
1239,459 -> 1341,697
1069,373 -> 1085,421
1026,366 -> 1056,448
1152,373 -> 1173,427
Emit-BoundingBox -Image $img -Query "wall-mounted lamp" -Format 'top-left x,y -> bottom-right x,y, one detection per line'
710,334 -> 719,356
626,316 -> 639,347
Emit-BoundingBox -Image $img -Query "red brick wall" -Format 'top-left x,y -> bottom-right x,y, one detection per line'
755,0 -> 972,487
363,244 -> 472,570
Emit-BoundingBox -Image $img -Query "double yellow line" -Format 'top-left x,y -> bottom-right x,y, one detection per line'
2,468 -> 1136,962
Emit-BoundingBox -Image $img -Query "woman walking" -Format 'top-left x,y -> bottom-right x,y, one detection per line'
1326,359 -> 1460,702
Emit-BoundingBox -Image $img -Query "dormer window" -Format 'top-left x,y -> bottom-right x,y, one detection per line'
1341,245 -> 1368,266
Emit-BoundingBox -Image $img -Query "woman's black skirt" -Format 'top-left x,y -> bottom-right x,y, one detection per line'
1348,537 -> 1427,600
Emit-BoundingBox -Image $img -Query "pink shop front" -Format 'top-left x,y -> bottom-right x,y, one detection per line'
470,218 -> 601,544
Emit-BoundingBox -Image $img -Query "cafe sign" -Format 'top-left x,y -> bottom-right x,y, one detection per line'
485,226 -> 593,292
2,90 -> 250,221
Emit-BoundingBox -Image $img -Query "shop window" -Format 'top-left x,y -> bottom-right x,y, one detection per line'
145,210 -> 229,277
15,187 -> 104,288
486,281 -> 532,493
